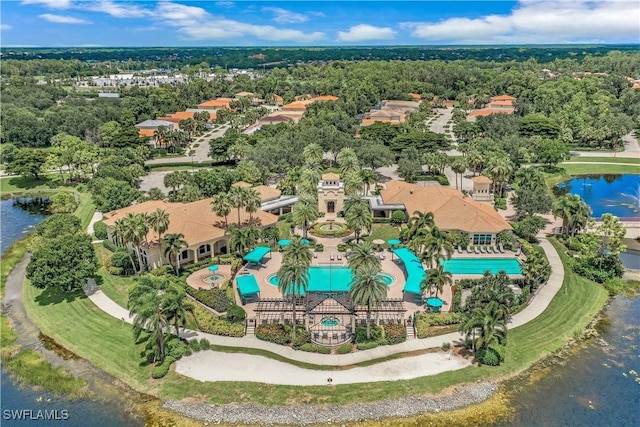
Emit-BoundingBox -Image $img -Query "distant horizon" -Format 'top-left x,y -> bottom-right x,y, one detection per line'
1,1 -> 638,47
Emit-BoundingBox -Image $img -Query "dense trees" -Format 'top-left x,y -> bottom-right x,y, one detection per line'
512,168 -> 553,219
349,264 -> 388,341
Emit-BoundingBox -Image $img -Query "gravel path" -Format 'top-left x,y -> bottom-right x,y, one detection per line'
175,350 -> 470,386
163,381 -> 498,425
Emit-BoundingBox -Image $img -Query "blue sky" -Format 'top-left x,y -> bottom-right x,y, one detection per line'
1,1 -> 638,47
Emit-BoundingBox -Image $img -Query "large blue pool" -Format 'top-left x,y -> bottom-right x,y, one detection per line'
441,258 -> 522,275
267,266 -> 395,294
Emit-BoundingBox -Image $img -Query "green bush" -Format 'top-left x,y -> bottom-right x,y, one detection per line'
93,221 -> 108,239
185,287 -> 233,312
110,249 -> 135,274
199,338 -> 211,350
255,324 -> 289,345
337,243 -> 348,252
102,239 -> 119,252
414,313 -> 465,338
189,339 -> 201,352
372,217 -> 393,224
225,304 -> 246,323
391,210 -> 407,225
336,342 -> 353,354
476,346 -> 502,366
383,323 -> 406,344
151,360 -> 171,379
315,243 -> 324,252
494,198 -> 507,210
354,325 -> 383,343
356,341 -> 379,351
299,343 -> 331,354
442,342 -> 451,351
165,336 -> 188,360
195,313 -> 245,337
415,315 -> 430,338
290,327 -> 311,349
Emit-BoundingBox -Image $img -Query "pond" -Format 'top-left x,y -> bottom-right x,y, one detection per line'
555,174 -> 640,219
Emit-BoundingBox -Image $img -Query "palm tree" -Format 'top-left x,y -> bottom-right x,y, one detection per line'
303,143 -> 323,166
147,208 -> 170,247
486,156 -> 513,197
347,241 -> 380,271
424,226 -> 455,268
113,218 -> 137,273
298,167 -> 321,197
360,168 -> 378,195
420,263 -> 452,299
451,159 -> 467,190
344,170 -> 364,196
345,201 -> 372,243
523,250 -> 551,288
244,188 -> 261,225
164,284 -> 194,337
229,186 -> 247,225
229,224 -> 259,256
407,211 -> 435,242
123,213 -> 149,274
277,258 -> 309,340
553,194 -> 590,236
128,275 -> 171,363
349,264 -> 387,341
292,197 -> 319,239
283,238 -> 313,266
162,233 -> 187,276
211,192 -> 232,228
337,147 -> 360,175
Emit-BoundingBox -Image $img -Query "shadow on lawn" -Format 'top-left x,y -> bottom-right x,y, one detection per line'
34,286 -> 85,306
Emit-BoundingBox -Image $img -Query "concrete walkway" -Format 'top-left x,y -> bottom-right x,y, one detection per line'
84,236 -> 564,374
86,211 -> 103,236
571,132 -> 640,158
145,125 -> 229,165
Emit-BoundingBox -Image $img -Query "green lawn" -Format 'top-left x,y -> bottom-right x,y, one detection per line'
0,176 -> 55,194
559,163 -> 639,176
75,192 -> 96,231
364,224 -> 400,246
567,157 -> 640,164
94,245 -> 135,307
20,235 -> 608,405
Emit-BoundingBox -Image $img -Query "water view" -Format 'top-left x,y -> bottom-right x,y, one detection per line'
556,174 -> 640,219
1,198 -> 142,427
493,294 -> 640,427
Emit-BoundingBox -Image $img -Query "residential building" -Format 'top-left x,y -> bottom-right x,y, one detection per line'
134,119 -> 175,139
198,98 -> 233,112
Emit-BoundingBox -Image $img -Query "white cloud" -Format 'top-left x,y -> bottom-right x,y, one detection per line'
39,13 -> 89,24
262,7 -> 308,24
402,0 -> 640,44
0,24 -> 12,31
215,2 -> 235,8
153,2 -> 324,43
337,24 -> 396,42
84,1 -> 151,18
22,0 -> 72,9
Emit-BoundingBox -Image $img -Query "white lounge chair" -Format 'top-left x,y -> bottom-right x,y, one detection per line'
499,244 -> 505,253
337,253 -> 342,261
457,245 -> 462,254
379,253 -> 386,260
313,252 -> 318,258
330,253 -> 335,261
515,248 -> 522,256
493,245 -> 499,254
466,245 -> 472,254
474,246 -> 480,254
480,246 -> 487,254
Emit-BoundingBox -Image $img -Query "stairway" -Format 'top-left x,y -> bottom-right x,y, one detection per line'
405,323 -> 415,340
245,319 -> 255,335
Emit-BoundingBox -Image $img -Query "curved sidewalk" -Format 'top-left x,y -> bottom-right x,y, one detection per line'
85,237 -> 564,368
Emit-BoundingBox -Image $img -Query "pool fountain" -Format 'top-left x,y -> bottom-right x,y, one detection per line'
203,273 -> 226,286
310,221 -> 350,237
320,317 -> 340,328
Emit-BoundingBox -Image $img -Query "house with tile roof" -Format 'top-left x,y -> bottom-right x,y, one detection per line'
374,180 -> 511,245
102,198 -> 278,270
198,98 -> 233,112
134,119 -> 176,139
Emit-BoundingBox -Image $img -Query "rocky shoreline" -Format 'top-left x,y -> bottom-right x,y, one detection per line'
163,381 -> 498,425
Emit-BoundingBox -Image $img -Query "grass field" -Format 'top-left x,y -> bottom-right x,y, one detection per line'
567,157 -> 640,164
20,236 -> 609,405
559,163 -> 639,176
94,245 -> 135,307
364,224 -> 400,247
0,176 -> 55,194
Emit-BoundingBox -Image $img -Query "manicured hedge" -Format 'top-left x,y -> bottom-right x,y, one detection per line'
93,221 -> 108,239
336,342 -> 353,354
415,313 -> 465,338
186,286 -> 233,313
299,343 -> 331,354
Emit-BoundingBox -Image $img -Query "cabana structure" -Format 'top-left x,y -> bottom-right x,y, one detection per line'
243,246 -> 271,266
393,247 -> 427,301
236,275 -> 261,304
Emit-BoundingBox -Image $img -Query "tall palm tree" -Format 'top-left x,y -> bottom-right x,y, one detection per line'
349,264 -> 387,341
164,284 -> 194,337
420,263 -> 452,299
123,213 -> 149,274
292,197 -> 319,239
486,156 -> 513,197
407,211 -> 435,242
303,143 -> 323,166
229,224 -> 259,256
451,159 -> 467,190
211,192 -> 232,228
344,170 -> 364,196
553,194 -> 590,236
298,167 -> 321,197
337,147 -> 360,175
277,258 -> 309,340
424,226 -> 455,268
345,202 -> 372,243
128,275 -> 170,363
244,188 -> 261,225
360,168 -> 378,195
463,303 -> 507,354
113,218 -> 137,273
347,241 -> 380,271
162,233 -> 187,276
229,186 -> 247,225
283,238 -> 313,266
147,208 -> 170,247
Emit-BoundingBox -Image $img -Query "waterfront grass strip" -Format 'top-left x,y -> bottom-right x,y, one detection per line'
567,157 -> 640,164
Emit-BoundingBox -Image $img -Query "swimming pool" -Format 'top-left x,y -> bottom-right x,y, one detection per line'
267,266 -> 395,294
441,258 -> 522,275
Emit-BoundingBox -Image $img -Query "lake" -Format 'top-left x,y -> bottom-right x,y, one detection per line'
1,198 -> 142,427
556,174 -> 640,219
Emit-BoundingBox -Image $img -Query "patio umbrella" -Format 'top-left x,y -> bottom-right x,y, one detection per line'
300,238 -> 311,245
372,239 -> 385,251
426,297 -> 444,312
278,239 -> 291,246
387,239 -> 401,246
208,265 -> 219,272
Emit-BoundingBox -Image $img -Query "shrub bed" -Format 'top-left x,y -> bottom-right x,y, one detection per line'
255,324 -> 311,347
186,286 -> 233,313
299,343 -> 331,354
383,323 -> 406,344
336,342 -> 353,354
309,222 -> 351,238
415,313 -> 464,338
93,221 -> 108,239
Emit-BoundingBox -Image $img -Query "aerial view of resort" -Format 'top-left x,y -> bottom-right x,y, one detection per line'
1,1 -> 639,426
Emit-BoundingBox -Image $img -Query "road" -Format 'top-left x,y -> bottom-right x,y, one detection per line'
145,125 -> 229,165
429,108 -> 454,135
